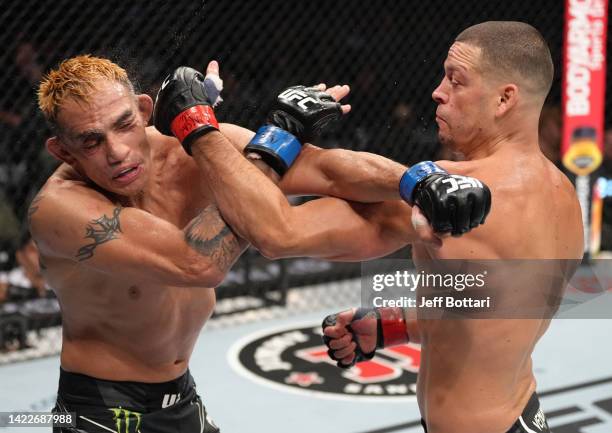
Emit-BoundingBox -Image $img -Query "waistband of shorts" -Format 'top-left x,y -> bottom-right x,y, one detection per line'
519,392 -> 541,421
420,392 -> 546,433
57,367 -> 195,412
511,391 -> 548,432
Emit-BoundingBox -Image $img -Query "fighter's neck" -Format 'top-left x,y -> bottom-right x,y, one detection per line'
461,128 -> 540,161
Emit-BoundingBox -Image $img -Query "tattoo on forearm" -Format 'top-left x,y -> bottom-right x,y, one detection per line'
184,205 -> 247,272
27,193 -> 44,226
76,207 -> 122,261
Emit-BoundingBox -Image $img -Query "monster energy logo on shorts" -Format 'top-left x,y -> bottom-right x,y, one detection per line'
109,408 -> 142,433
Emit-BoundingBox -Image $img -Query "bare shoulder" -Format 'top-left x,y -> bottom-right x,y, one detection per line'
145,126 -> 183,155
435,159 -> 481,176
434,154 -> 582,259
437,155 -> 574,198
28,168 -> 116,248
146,125 -> 201,175
31,164 -> 113,213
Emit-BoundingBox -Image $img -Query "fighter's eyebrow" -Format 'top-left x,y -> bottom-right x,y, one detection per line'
73,109 -> 134,142
75,129 -> 104,142
112,109 -> 134,127
444,62 -> 467,74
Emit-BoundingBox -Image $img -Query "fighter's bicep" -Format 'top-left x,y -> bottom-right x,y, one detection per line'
29,190 -> 197,282
29,190 -> 120,261
350,200 -> 418,253
297,199 -> 410,260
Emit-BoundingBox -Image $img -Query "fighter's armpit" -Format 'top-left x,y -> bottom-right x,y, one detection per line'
75,207 -> 123,261
183,205 -> 245,274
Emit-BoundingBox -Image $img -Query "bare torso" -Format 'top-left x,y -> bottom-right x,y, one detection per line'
38,129 -> 216,382
412,149 -> 583,433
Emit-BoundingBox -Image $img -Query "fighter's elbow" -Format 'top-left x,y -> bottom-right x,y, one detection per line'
257,244 -> 286,260
178,258 -> 227,288
251,225 -> 298,260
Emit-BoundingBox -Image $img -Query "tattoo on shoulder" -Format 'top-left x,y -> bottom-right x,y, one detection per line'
184,205 -> 247,272
27,193 -> 44,226
76,207 -> 123,261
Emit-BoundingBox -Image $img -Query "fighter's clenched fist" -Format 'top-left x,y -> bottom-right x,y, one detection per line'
153,63 -> 223,155
322,307 -> 409,368
400,161 -> 491,235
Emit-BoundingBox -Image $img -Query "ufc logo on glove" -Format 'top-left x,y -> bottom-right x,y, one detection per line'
278,88 -> 317,110
440,175 -> 484,194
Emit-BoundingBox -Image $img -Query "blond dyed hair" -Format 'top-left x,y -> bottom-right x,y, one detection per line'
38,55 -> 134,129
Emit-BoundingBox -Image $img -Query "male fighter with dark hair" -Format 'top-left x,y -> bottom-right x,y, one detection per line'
152,21 -> 582,433
319,22 -> 584,433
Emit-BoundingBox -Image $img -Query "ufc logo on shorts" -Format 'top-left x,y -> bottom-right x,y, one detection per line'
441,175 -> 483,194
279,88 -> 317,110
532,408 -> 547,431
161,393 -> 181,408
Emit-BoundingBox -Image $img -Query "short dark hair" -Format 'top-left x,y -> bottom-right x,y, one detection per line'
455,21 -> 554,97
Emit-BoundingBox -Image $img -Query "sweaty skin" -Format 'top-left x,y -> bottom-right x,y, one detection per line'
412,156 -> 581,433
409,43 -> 582,433
323,41 -> 583,433
30,74 -> 437,383
33,127 -> 241,382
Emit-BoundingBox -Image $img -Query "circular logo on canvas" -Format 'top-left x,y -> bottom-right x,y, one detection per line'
230,323 -> 420,400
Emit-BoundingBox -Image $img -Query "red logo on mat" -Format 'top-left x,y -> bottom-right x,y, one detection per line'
285,371 -> 324,387
233,324 -> 420,398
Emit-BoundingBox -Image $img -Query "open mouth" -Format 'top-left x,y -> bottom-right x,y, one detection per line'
113,165 -> 141,183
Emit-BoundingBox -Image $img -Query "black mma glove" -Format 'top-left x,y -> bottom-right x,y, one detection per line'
153,66 -> 222,155
399,161 -> 491,235
322,307 -> 409,369
244,85 -> 343,176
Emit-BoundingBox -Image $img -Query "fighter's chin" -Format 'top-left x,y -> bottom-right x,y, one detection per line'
115,183 -> 145,198
437,132 -> 455,148
101,177 -> 146,198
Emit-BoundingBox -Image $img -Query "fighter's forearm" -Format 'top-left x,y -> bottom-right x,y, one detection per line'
191,131 -> 297,253
218,122 -> 406,202
281,147 -> 407,203
191,133 -> 405,261
313,148 -> 406,202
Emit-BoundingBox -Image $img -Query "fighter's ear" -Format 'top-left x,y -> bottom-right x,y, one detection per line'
46,136 -> 76,164
137,94 -> 154,125
495,83 -> 518,118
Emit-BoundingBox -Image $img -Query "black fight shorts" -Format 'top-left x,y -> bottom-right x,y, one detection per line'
52,368 -> 219,433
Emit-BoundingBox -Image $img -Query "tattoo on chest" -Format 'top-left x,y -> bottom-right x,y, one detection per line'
76,207 -> 123,261
184,205 -> 246,272
27,193 -> 44,226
